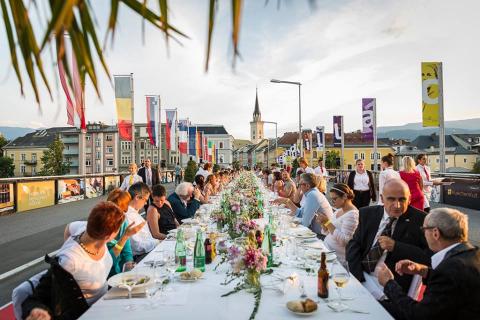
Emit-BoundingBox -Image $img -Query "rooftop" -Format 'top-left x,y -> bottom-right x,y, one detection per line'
4,127 -> 71,149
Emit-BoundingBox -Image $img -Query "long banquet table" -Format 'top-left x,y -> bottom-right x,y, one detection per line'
81,203 -> 393,320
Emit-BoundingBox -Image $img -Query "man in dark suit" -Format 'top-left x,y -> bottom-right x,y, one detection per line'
137,158 -> 159,188
167,182 -> 201,222
346,179 -> 431,299
378,208 -> 480,319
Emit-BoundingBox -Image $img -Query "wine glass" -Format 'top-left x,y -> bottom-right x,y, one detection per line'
331,261 -> 351,304
120,263 -> 137,311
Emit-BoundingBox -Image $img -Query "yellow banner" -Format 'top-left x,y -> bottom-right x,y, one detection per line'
116,98 -> 132,121
422,62 -> 442,127
17,181 -> 55,212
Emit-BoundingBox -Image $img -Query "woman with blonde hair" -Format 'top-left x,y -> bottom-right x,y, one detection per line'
399,156 -> 424,210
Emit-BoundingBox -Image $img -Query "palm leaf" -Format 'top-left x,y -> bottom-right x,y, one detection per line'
204,0 -> 217,71
231,0 -> 244,68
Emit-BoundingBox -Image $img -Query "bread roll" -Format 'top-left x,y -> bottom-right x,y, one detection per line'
302,299 -> 318,312
287,301 -> 304,313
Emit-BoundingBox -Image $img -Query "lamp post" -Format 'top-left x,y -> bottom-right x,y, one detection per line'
270,79 -> 302,157
263,121 -> 278,167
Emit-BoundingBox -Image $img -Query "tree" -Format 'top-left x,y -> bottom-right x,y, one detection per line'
0,135 -> 8,152
213,164 -> 221,173
39,137 -> 70,176
291,158 -> 299,178
0,156 -> 15,178
473,160 -> 480,174
232,160 -> 240,170
325,150 -> 340,169
183,160 -> 198,183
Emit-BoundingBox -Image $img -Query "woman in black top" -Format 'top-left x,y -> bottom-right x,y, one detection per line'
147,184 -> 179,239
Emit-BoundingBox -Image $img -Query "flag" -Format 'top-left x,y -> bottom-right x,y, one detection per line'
178,119 -> 189,154
314,126 -> 325,152
196,130 -> 201,158
362,98 -> 375,141
188,126 -> 197,156
212,143 -> 216,164
146,96 -> 160,147
203,135 -> 208,162
303,131 -> 312,151
333,116 -> 343,147
165,109 -> 177,151
114,75 -> 133,141
422,62 -> 442,127
208,140 -> 213,162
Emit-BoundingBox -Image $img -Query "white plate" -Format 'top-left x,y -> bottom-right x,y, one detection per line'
108,271 -> 151,289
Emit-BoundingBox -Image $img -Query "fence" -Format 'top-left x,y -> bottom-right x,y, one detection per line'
326,169 -> 480,210
0,170 -> 176,214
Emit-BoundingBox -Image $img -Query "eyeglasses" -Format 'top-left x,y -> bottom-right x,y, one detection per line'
420,226 -> 435,233
331,196 -> 339,202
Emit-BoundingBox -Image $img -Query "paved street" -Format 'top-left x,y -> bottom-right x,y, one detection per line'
0,183 -> 175,305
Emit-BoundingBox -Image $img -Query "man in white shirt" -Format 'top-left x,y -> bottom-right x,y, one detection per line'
126,182 -> 159,260
313,159 -> 328,178
378,208 -> 479,319
415,154 -> 437,213
195,162 -> 212,180
120,163 -> 143,191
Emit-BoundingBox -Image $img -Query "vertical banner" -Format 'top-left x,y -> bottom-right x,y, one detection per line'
188,126 -> 197,156
333,116 -> 343,147
362,98 -> 375,141
315,126 -> 325,152
303,131 -> 311,151
165,109 -> 177,151
114,75 -> 133,140
212,143 -> 216,164
422,62 -> 442,127
203,136 -> 208,161
178,119 -> 189,154
208,140 -> 213,162
146,95 -> 160,146
196,130 -> 201,159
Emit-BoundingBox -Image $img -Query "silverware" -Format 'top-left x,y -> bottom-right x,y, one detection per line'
103,292 -> 147,300
327,303 -> 370,314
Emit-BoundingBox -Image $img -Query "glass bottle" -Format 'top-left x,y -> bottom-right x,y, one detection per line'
262,225 -> 273,268
194,230 -> 206,271
317,252 -> 329,298
204,236 -> 212,264
175,229 -> 187,272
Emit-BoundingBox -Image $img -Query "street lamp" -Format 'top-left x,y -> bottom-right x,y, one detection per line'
263,121 -> 278,167
270,79 -> 302,157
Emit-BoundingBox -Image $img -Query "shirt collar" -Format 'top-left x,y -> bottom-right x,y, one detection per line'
431,243 -> 461,269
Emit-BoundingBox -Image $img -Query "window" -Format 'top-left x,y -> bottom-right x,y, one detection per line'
219,154 -> 225,163
377,152 -> 381,160
359,153 -> 364,160
21,165 -> 26,174
252,135 -> 255,140
354,153 -> 359,160
96,164 -> 101,173
106,158 -> 114,166
86,135 -> 91,141
106,146 -> 113,153
32,167 -> 36,175
140,141 -> 145,149
371,164 -> 375,170
121,156 -> 131,165
219,142 -> 224,149
445,158 -> 448,163
153,156 -> 158,163
95,139 -> 101,147
10,154 -> 14,160
106,135 -> 113,141
312,151 -> 318,158
347,164 -> 352,170
96,151 -> 101,159
436,159 -> 439,163
464,158 -> 467,163
21,153 -> 26,161
86,159 -> 91,166
121,141 -> 131,150
370,153 -> 374,160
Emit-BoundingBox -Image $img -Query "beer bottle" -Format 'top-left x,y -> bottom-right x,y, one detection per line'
204,237 -> 212,264
317,252 -> 329,298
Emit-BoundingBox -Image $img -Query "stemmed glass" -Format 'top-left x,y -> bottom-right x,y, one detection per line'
331,261 -> 351,304
121,262 -> 137,311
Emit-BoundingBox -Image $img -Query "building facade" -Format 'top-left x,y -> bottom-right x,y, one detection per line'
196,125 -> 234,168
83,123 -> 119,174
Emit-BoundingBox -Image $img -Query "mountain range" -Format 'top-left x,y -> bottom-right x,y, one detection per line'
0,127 -> 36,140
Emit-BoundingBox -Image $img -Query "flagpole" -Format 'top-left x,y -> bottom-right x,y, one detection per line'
158,95 -> 162,171
438,63 -> 446,173
373,99 -> 378,172
322,126 -> 326,167
341,117 -> 345,171
130,73 -> 135,166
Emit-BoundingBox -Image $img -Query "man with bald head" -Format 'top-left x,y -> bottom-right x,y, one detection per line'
346,179 -> 431,299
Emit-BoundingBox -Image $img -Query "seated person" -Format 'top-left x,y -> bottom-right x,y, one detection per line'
147,184 -> 180,240
317,183 -> 359,263
203,174 -> 218,200
194,174 -> 209,204
167,182 -> 201,222
22,202 -> 125,319
126,182 -> 159,260
274,173 -> 332,235
346,179 -> 431,300
64,189 -> 145,277
378,208 -> 480,319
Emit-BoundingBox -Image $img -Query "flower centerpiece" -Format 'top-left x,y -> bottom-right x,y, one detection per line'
220,231 -> 272,320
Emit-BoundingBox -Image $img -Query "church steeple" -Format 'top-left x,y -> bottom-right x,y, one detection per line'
250,87 -> 264,144
253,87 -> 261,121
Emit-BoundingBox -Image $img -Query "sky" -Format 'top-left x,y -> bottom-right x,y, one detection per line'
0,0 -> 479,140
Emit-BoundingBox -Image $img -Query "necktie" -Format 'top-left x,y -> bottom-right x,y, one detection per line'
423,167 -> 430,181
129,175 -> 134,186
321,167 -> 324,174
361,217 -> 397,273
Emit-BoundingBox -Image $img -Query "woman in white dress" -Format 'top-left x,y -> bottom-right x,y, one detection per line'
377,153 -> 400,205
316,183 -> 359,263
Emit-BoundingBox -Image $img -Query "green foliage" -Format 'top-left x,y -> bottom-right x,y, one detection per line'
213,163 -> 221,173
0,135 -> 8,151
39,137 -> 70,176
183,160 -> 198,182
325,150 -> 340,169
291,158 -> 299,178
0,156 -> 14,178
232,160 -> 240,170
473,160 -> 480,174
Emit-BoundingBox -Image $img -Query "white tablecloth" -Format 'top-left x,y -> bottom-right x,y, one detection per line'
81,227 -> 393,319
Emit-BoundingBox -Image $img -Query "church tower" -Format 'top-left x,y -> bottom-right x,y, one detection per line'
250,88 -> 264,144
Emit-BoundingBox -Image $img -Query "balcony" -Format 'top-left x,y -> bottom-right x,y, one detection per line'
24,160 -> 37,166
64,149 -> 79,155
61,137 -> 79,144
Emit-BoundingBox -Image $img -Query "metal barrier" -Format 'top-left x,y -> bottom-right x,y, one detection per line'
0,170 -> 176,214
325,169 -> 480,210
